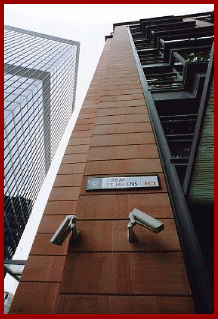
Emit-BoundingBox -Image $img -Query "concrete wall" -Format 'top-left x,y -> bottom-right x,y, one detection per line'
10,25 -> 195,314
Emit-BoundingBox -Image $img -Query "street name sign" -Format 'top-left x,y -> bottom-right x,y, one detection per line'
86,175 -> 159,191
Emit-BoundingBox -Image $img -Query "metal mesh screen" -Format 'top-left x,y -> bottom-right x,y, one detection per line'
4,26 -> 79,259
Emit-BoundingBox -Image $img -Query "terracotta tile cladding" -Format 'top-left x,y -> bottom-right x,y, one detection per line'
75,118 -> 94,125
103,80 -> 141,87
67,219 -> 180,252
75,193 -> 173,219
88,144 -> 159,161
85,158 -> 162,175
90,132 -> 155,147
81,103 -> 98,109
29,233 -> 70,256
20,255 -> 65,282
53,174 -> 83,187
44,201 -> 77,215
100,88 -> 143,96
57,294 -> 111,314
71,129 -> 92,137
59,253 -> 133,294
61,153 -> 88,164
60,252 -> 190,295
77,112 -> 97,119
37,215 -> 71,233
153,296 -> 195,314
93,122 -> 152,135
48,186 -> 81,201
116,93 -> 145,101
102,83 -> 142,91
64,144 -> 89,155
99,93 -> 144,102
57,295 -> 195,314
95,113 -> 150,125
80,108 -> 97,114
131,252 -> 191,295
73,123 -> 93,131
9,282 -> 60,314
68,137 -> 91,146
75,194 -> 129,220
98,99 -> 147,108
57,163 -> 86,175
97,106 -> 147,116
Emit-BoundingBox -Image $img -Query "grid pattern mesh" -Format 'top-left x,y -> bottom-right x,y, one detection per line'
4,26 -> 79,260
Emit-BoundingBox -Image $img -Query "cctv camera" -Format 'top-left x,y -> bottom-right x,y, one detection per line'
50,215 -> 79,246
128,208 -> 164,242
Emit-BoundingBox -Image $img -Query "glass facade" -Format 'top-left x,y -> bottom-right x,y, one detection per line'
4,25 -> 80,260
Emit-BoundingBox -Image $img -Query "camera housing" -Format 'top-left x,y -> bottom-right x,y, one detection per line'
128,208 -> 164,242
50,215 -> 79,246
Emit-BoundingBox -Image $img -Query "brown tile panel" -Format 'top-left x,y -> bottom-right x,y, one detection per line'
75,118 -> 94,125
80,109 -> 97,116
60,252 -> 191,295
93,122 -> 152,135
128,192 -> 172,216
64,144 -> 90,155
67,219 -> 180,252
9,282 -> 60,314
53,174 -> 83,187
29,233 -> 70,256
69,221 -> 113,252
131,252 -> 191,295
57,163 -> 86,175
97,106 -> 147,116
44,201 -> 77,215
57,294 -> 194,314
85,158 -> 162,175
102,68 -> 138,74
68,137 -> 91,146
88,144 -> 159,161
75,193 -> 173,220
100,88 -> 143,96
112,219 -> 180,252
57,294 -> 111,314
102,83 -> 143,91
70,130 -> 92,138
78,112 -> 97,119
73,123 -> 93,131
95,113 -> 150,125
154,296 -> 195,314
48,187 -> 81,201
62,153 -> 88,164
116,93 -> 145,101
98,99 -> 146,108
102,74 -> 139,82
110,295 -> 195,314
90,132 -> 155,147
103,78 -> 141,87
60,253 -> 132,294
99,94 -> 143,103
76,194 -> 129,220
20,255 -> 65,282
37,215 -> 70,233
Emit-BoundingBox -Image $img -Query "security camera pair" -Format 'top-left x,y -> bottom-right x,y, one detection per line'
50,208 -> 164,246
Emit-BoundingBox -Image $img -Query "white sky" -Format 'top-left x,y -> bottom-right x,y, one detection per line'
4,3 -> 214,296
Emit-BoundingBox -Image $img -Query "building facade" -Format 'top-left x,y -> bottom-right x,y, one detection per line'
10,12 -> 213,314
4,26 -> 80,260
